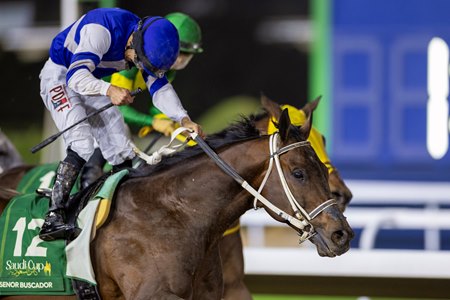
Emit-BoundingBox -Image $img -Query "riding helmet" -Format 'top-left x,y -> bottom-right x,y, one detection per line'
165,12 -> 203,54
134,16 -> 180,76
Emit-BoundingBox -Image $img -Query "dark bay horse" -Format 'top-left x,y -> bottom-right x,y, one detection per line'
0,99 -> 353,299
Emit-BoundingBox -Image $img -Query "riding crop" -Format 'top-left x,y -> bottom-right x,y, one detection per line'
31,88 -> 142,153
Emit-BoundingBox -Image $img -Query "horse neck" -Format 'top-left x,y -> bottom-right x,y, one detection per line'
155,137 -> 269,239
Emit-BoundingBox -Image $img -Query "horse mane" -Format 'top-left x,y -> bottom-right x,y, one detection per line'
130,115 -> 261,178
131,111 -> 305,179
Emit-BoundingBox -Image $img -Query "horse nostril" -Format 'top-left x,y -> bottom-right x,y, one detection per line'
331,229 -> 349,247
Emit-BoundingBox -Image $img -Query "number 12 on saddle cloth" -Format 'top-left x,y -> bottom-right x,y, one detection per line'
0,168 -> 128,295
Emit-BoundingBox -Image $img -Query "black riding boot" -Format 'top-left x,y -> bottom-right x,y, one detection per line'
39,161 -> 81,241
80,148 -> 106,189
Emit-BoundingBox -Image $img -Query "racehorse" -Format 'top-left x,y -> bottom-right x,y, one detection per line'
0,129 -> 24,174
0,96 -> 353,299
218,95 -> 353,300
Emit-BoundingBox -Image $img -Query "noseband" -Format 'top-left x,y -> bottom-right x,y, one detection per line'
252,133 -> 336,242
190,130 -> 337,244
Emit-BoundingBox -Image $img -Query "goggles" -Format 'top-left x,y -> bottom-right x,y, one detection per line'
131,17 -> 167,78
180,41 -> 202,53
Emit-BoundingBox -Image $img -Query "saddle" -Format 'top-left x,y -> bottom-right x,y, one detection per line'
33,170 -> 127,300
0,166 -> 128,300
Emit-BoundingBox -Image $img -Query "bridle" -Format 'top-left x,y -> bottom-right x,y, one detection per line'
133,127 -> 337,243
190,130 -> 337,244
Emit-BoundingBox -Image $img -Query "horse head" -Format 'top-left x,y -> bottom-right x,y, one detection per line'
256,95 -> 353,212
257,95 -> 354,257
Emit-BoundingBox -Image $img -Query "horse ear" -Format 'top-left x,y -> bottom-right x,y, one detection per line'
278,108 -> 291,141
260,93 -> 282,121
301,95 -> 321,113
298,95 -> 321,140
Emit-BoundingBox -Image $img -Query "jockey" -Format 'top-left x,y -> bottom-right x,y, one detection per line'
80,12 -> 203,189
39,8 -> 203,241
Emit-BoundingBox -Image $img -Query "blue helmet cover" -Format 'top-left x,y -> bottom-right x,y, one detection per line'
141,17 -> 180,73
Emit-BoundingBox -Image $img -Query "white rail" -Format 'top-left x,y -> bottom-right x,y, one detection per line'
346,179 -> 450,204
346,207 -> 450,250
241,207 -> 450,249
241,180 -> 450,279
243,248 -> 450,279
241,180 -> 450,249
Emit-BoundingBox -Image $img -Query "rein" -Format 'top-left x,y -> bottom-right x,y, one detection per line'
132,127 -> 190,166
133,127 -> 336,243
190,130 -> 336,243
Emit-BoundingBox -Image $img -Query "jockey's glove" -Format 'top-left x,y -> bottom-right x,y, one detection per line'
152,118 -> 176,136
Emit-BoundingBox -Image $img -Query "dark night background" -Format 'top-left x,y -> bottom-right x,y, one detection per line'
0,0 -> 310,128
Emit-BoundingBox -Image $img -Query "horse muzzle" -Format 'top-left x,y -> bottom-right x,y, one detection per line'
308,206 -> 354,257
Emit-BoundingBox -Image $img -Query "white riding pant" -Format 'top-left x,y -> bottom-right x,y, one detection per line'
39,59 -> 135,165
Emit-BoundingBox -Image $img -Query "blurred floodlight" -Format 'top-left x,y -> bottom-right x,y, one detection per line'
427,37 -> 449,160
255,17 -> 310,48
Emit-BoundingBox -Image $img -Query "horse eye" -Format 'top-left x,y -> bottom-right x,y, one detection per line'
292,169 -> 305,181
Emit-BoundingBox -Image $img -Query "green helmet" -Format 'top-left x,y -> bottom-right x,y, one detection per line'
165,12 -> 203,54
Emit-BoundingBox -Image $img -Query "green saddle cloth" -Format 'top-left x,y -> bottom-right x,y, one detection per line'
0,193 -> 74,295
16,163 -> 59,194
0,166 -> 128,296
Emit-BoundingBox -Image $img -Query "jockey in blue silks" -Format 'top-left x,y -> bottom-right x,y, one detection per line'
38,8 -> 203,241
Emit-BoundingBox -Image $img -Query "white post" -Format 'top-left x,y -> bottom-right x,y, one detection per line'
41,0 -> 79,163
61,0 -> 79,28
